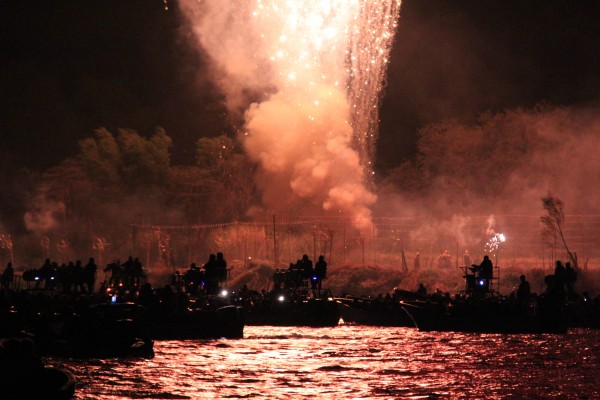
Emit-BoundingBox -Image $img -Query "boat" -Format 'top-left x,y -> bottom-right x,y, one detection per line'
243,289 -> 340,327
336,290 -> 420,327
239,267 -> 340,327
405,294 -> 567,334
403,266 -> 568,334
146,295 -> 245,340
0,337 -> 77,399
33,302 -> 155,359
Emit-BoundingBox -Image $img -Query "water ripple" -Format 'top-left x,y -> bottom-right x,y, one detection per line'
48,326 -> 600,399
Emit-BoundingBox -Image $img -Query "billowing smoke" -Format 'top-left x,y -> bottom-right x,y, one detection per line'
23,194 -> 64,236
378,103 -> 600,278
179,0 -> 400,232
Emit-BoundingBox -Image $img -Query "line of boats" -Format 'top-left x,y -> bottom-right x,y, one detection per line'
2,265 -> 600,399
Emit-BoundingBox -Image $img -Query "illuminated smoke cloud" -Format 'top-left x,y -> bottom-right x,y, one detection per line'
179,0 -> 400,232
23,194 -> 64,236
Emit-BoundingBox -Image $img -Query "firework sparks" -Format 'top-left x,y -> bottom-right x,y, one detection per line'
485,233 -> 506,254
180,0 -> 401,232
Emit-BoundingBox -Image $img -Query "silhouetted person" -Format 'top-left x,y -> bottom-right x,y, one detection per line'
184,263 -> 202,294
565,262 -> 577,297
105,260 -> 123,287
83,257 -> 98,293
215,252 -> 227,281
479,255 -> 493,291
132,257 -> 144,286
58,263 -> 70,292
203,254 -> 218,294
40,258 -> 55,289
416,283 -> 427,297
314,255 -> 327,290
1,262 -> 14,290
73,260 -> 84,292
516,275 -> 530,302
123,256 -> 135,287
300,254 -> 313,282
553,260 -> 566,297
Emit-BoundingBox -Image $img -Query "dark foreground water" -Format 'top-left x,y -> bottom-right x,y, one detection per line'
48,325 -> 600,399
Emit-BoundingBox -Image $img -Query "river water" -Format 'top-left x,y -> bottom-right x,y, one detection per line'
48,325 -> 600,399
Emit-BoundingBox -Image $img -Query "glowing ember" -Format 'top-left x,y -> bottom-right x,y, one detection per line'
180,0 -> 401,232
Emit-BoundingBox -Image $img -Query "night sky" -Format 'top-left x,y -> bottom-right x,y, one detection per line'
1,0 -> 599,172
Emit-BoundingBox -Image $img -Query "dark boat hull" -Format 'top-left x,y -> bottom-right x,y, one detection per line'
2,367 -> 76,400
406,299 -> 568,334
33,302 -> 155,358
244,299 -> 340,327
336,298 -> 417,327
149,305 -> 245,340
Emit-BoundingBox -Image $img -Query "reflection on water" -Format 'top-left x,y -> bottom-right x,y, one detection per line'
49,326 -> 600,399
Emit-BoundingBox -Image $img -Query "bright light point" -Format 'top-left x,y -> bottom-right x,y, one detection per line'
221,289 -> 228,296
498,233 -> 506,242
278,295 -> 285,302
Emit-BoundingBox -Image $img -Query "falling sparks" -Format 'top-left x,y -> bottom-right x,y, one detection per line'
485,233 -> 506,255
179,1 -> 401,232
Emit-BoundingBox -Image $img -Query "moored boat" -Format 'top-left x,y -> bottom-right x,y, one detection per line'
405,293 -> 567,334
336,291 -> 420,327
147,298 -> 245,340
243,288 -> 340,327
401,265 -> 568,334
0,337 -> 77,399
239,264 -> 340,327
33,302 -> 155,359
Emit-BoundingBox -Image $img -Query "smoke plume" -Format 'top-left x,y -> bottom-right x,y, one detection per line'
179,1 -> 400,232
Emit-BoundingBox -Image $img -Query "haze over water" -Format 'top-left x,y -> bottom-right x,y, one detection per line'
53,325 -> 600,399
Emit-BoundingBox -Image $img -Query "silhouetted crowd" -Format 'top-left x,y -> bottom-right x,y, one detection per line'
178,252 -> 229,295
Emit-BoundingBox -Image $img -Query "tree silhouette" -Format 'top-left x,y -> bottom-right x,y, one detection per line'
540,193 -> 577,268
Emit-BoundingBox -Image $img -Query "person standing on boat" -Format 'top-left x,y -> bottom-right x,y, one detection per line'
83,257 -> 98,293
215,252 -> 228,282
1,262 -> 14,291
564,262 -> 577,298
479,255 -> 493,292
416,283 -> 427,297
516,275 -> 531,302
300,254 -> 313,285
203,254 -> 218,294
553,260 -> 567,300
314,255 -> 327,291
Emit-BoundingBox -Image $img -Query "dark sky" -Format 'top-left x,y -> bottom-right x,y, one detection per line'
1,0 -> 599,172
